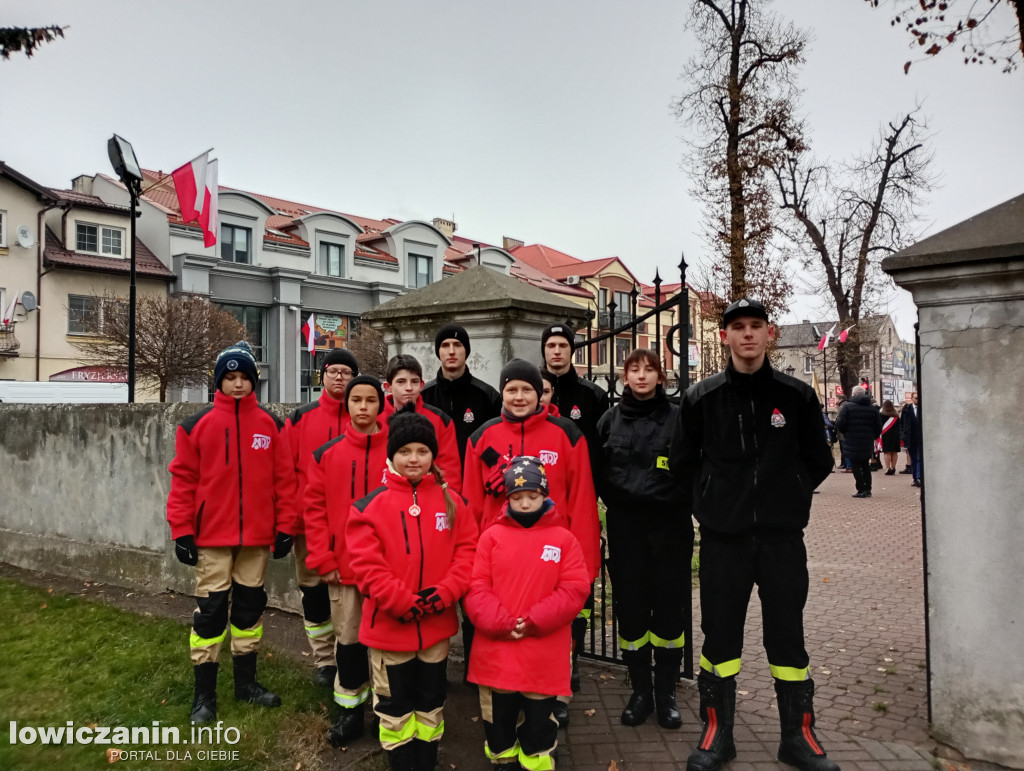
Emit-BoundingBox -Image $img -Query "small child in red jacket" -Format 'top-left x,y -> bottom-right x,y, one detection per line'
465,456 -> 590,770
346,411 -> 477,770
166,341 -> 297,724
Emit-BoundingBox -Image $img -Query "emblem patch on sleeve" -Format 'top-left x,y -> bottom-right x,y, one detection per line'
771,408 -> 786,428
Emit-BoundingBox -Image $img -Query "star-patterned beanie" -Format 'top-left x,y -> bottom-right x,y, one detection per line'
503,455 -> 549,498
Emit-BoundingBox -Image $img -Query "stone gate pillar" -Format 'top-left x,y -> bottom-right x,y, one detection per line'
361,265 -> 589,390
883,194 -> 1024,769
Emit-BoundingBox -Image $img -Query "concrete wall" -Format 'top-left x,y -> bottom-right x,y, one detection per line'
0,403 -> 303,613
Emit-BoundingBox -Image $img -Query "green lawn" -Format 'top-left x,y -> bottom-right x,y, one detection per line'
0,579 -> 334,771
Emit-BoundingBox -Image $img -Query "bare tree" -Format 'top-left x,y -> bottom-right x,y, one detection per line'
775,109 -> 935,395
346,323 -> 388,379
1,26 -> 67,59
864,0 -> 1023,72
674,0 -> 807,318
71,294 -> 248,401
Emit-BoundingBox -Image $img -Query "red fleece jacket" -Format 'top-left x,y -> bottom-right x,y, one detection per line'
285,392 -> 349,535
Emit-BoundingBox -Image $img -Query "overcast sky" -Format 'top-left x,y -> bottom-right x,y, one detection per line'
4,1 -> 1022,339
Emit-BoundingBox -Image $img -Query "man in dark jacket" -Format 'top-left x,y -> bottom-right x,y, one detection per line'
899,390 -> 923,487
540,322 -> 608,715
835,385 -> 883,498
422,324 -> 501,466
670,298 -> 838,771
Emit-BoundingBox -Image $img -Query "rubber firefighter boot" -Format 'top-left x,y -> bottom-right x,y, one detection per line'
313,664 -> 337,689
233,652 -> 281,707
620,648 -> 654,726
413,738 -> 440,770
386,741 -> 417,771
686,672 -> 737,771
653,647 -> 683,729
327,704 -> 365,747
190,662 -> 218,723
775,679 -> 839,771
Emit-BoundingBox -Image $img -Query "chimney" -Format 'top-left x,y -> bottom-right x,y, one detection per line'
503,236 -> 524,252
432,217 -> 456,239
72,175 -> 94,195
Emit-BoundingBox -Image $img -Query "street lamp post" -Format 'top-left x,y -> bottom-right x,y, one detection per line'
107,134 -> 143,403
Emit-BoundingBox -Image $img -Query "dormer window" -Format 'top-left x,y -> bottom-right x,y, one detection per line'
319,242 -> 344,278
220,224 -> 251,264
75,222 -> 124,257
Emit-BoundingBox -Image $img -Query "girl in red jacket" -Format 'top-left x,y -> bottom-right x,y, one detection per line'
347,411 -> 477,771
303,375 -> 389,747
166,342 -> 297,724
465,456 -> 590,770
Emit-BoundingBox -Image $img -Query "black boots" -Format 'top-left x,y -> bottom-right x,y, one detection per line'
686,673 -> 737,771
620,650 -> 653,726
387,741 -> 417,771
414,738 -> 439,770
775,679 -> 839,771
570,615 -> 587,692
552,700 -> 570,728
233,652 -> 281,707
190,662 -> 218,723
653,648 -> 683,729
327,705 -> 365,747
314,664 -> 337,688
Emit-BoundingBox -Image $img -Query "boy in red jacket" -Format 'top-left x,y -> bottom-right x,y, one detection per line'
347,412 -> 477,770
381,353 -> 463,494
285,348 -> 359,688
166,341 -> 297,723
303,375 -> 389,747
465,456 -> 590,770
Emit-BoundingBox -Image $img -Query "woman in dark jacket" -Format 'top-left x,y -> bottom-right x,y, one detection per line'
834,386 -> 883,498
595,349 -> 690,730
878,400 -> 901,475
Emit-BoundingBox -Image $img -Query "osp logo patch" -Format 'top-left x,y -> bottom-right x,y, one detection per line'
435,512 -> 450,532
251,434 -> 271,450
540,545 -> 561,563
539,450 -> 559,466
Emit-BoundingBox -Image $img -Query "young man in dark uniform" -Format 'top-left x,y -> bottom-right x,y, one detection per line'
670,299 -> 838,771
540,322 -> 609,725
422,323 -> 500,465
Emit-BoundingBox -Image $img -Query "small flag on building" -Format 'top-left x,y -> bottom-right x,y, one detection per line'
817,323 -> 837,351
171,151 -> 218,247
838,324 -> 855,343
301,314 -> 316,354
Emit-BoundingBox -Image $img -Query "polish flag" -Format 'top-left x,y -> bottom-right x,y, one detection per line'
3,288 -> 20,324
197,159 -> 218,248
838,324 -> 855,343
301,314 -> 316,354
818,323 -> 837,351
171,152 -> 208,223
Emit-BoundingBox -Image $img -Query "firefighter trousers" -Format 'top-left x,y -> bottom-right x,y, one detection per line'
697,529 -> 810,681
328,583 -> 370,708
189,545 -> 269,665
479,686 -> 558,769
294,535 -> 336,668
370,638 -> 449,750
605,506 -> 691,654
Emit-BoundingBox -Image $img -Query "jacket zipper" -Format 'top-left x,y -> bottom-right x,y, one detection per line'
750,398 -> 759,523
415,510 -> 425,650
519,425 -> 525,455
364,443 -> 370,494
400,511 -> 410,554
235,400 -> 244,546
351,460 -> 356,499
738,414 -> 746,454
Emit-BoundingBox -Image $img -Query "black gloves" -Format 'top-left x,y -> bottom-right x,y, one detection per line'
272,532 -> 293,560
174,535 -> 198,566
416,586 -> 445,615
398,605 -> 424,624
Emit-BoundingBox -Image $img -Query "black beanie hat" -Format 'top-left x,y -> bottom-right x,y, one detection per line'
214,341 -> 259,389
541,323 -> 575,354
504,455 -> 549,497
346,375 -> 385,412
322,348 -> 359,380
499,358 -> 544,397
434,324 -> 471,358
387,408 -> 439,461
720,298 -> 769,328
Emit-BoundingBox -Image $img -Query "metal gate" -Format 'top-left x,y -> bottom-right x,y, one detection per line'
575,255 -> 695,679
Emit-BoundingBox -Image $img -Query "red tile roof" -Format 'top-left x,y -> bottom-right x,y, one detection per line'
49,187 -> 129,214
511,243 -> 582,272
43,227 -> 174,280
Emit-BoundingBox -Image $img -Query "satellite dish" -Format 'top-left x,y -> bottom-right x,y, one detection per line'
16,225 -> 34,249
21,291 -> 37,312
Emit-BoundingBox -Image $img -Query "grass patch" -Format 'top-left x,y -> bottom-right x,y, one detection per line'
872,701 -> 889,712
874,685 -> 888,694
0,578 -> 332,771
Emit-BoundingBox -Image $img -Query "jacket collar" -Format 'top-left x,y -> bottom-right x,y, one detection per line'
345,419 -> 386,447
547,367 -> 579,388
497,499 -> 562,529
384,463 -> 439,494
724,357 -> 773,387
501,406 -> 548,429
433,367 -> 474,390
214,390 -> 259,413
318,390 -> 345,418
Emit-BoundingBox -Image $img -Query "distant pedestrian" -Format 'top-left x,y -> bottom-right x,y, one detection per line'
900,390 -> 923,487
878,400 -> 901,475
835,385 -> 883,498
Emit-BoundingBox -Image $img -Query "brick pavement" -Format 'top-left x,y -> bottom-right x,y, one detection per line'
0,467 -> 938,770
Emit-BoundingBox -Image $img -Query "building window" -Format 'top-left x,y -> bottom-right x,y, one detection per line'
319,242 -> 344,277
75,223 -> 123,256
0,210 -> 6,247
803,355 -> 814,374
220,224 -> 251,264
67,295 -> 100,335
598,339 -> 608,367
219,304 -> 266,363
573,334 -> 588,365
615,337 -> 631,367
409,253 -> 432,288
